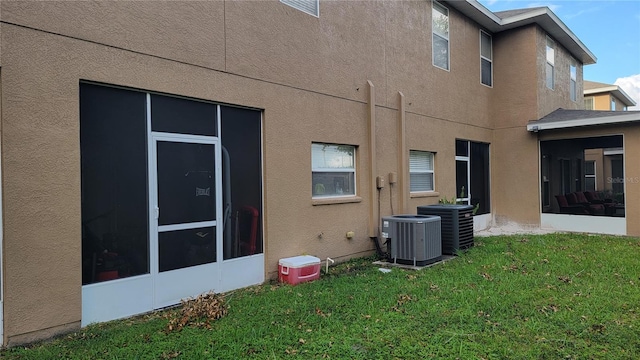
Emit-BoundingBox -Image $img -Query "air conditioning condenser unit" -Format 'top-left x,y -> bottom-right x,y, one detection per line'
417,204 -> 474,255
381,214 -> 442,266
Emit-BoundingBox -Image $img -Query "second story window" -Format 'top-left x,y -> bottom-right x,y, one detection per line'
480,30 -> 492,87
280,0 -> 319,17
432,1 -> 450,71
546,37 -> 555,89
584,97 -> 594,110
611,96 -> 616,111
570,59 -> 577,101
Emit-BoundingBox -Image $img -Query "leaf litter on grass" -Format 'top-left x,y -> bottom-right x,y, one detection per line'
165,291 -> 227,332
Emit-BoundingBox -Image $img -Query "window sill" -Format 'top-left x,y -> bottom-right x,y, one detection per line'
312,196 -> 362,206
410,191 -> 440,199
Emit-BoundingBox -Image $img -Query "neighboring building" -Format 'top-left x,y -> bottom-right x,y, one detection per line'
0,0 -> 638,346
583,80 -> 637,111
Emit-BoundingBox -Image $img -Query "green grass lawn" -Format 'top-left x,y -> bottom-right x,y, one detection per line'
3,233 -> 640,359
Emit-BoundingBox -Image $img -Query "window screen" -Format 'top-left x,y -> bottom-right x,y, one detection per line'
410,151 -> 435,192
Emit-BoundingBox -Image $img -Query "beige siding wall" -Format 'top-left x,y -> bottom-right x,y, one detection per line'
594,94 -> 612,110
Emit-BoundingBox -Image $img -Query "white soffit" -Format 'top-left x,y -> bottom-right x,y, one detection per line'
527,113 -> 640,131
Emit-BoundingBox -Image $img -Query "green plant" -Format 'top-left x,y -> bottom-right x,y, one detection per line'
438,186 -> 480,215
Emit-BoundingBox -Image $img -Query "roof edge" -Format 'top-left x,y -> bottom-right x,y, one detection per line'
445,1 -> 596,65
584,86 -> 637,106
527,112 -> 640,131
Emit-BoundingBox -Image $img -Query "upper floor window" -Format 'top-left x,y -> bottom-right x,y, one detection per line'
546,37 -> 555,89
480,30 -> 492,87
611,96 -> 616,111
280,0 -> 319,17
570,59 -> 577,101
432,1 -> 450,71
311,143 -> 355,198
410,150 -> 435,192
584,97 -> 594,110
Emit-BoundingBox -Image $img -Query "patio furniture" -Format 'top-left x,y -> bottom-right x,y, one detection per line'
583,191 -> 617,215
566,192 -> 605,215
554,194 -> 589,215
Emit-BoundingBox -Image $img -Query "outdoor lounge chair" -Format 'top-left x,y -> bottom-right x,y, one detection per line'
555,194 -> 590,215
566,192 -> 605,215
583,191 -> 616,215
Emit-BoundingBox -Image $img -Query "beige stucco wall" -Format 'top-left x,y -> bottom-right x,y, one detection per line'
0,0 -> 499,344
536,27 -> 584,117
489,25 -> 586,225
489,26 -> 540,224
0,0 -> 627,346
0,1 -> 226,71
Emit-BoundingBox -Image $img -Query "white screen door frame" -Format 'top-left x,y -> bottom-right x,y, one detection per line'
150,132 -> 223,309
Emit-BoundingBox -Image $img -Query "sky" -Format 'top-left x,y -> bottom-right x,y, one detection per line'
478,0 -> 640,109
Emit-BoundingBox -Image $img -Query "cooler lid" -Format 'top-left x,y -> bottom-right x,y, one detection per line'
279,255 -> 321,268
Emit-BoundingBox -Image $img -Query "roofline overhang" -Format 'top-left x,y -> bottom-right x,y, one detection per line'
444,0 -> 597,65
527,113 -> 640,132
584,86 -> 637,106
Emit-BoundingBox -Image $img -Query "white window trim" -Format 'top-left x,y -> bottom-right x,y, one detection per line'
546,37 -> 555,90
432,1 -> 450,71
311,143 -> 356,199
280,0 -> 319,17
409,150 -> 435,193
480,30 -> 493,87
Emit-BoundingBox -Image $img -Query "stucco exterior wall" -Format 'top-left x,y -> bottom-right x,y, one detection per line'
536,26 -> 584,117
0,0 -> 499,343
489,25 -> 587,226
0,1 -> 226,71
489,26 -> 540,224
0,0 -> 628,346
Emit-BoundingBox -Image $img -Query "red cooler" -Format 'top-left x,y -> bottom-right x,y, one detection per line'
278,255 -> 321,285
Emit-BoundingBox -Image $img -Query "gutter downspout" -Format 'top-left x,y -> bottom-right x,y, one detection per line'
367,80 -> 377,238
397,92 -> 408,214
